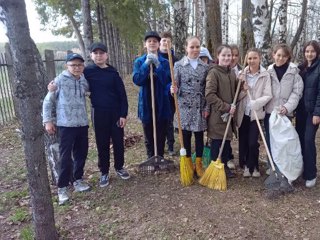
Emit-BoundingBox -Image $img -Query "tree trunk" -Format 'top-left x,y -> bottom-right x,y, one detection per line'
290,0 -> 308,52
221,0 -> 229,44
173,0 -> 188,59
240,0 -> 255,62
252,0 -> 272,66
68,13 -> 86,58
205,0 -> 222,58
81,0 -> 93,63
0,0 -> 58,239
278,0 -> 288,43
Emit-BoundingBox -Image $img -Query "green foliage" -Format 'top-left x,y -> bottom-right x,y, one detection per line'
20,226 -> 34,240
33,0 -> 167,49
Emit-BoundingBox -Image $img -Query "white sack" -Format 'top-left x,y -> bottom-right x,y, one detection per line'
269,110 -> 303,181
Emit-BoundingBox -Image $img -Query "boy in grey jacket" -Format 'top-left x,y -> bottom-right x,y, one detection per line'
42,53 -> 90,205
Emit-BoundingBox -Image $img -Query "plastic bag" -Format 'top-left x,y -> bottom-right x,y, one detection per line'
269,109 -> 303,181
191,144 -> 211,168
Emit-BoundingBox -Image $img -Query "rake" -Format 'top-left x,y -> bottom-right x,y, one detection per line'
138,64 -> 175,174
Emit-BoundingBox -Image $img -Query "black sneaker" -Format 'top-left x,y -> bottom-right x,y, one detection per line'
100,174 -> 110,187
116,168 -> 130,180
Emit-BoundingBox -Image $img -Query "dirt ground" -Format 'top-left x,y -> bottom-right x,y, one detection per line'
1,79 -> 320,240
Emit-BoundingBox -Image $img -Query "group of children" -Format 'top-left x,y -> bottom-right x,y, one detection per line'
43,30 -> 320,205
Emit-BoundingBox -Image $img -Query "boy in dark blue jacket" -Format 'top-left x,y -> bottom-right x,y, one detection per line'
133,31 -> 171,158
85,42 -> 129,187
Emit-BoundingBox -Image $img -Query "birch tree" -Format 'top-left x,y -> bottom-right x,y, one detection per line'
252,0 -> 271,66
0,0 -> 58,239
221,0 -> 229,44
173,0 -> 188,58
278,0 -> 288,43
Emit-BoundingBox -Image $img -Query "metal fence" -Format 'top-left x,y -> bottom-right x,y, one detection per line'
0,52 -> 15,125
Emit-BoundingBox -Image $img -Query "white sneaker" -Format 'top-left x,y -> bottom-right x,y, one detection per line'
58,187 -> 69,205
73,179 -> 91,192
266,168 -> 271,176
243,166 -> 251,177
227,160 -> 236,169
252,168 -> 261,178
306,178 -> 317,188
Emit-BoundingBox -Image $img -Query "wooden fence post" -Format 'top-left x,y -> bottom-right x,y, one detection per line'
4,43 -> 20,120
44,49 -> 56,83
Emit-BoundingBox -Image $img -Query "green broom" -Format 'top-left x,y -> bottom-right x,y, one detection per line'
167,42 -> 193,186
199,78 -> 242,190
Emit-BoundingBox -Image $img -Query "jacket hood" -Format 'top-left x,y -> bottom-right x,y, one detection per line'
211,64 -> 232,73
267,62 -> 300,75
241,65 -> 268,77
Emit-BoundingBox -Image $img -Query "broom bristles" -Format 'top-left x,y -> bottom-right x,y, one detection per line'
199,158 -> 227,191
180,156 -> 194,186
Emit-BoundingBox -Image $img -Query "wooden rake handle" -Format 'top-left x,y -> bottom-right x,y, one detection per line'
167,42 -> 185,149
217,78 -> 242,159
150,64 -> 158,156
246,90 -> 277,172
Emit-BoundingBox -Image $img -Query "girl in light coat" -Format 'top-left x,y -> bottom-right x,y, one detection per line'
236,48 -> 272,177
173,36 -> 209,177
264,44 -> 304,174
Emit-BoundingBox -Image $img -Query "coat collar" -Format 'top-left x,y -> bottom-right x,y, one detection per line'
180,56 -> 207,67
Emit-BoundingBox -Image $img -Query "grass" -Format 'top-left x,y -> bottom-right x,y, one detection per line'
20,226 -> 34,240
9,208 -> 30,224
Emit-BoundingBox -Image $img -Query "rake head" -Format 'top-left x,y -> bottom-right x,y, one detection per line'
264,169 -> 294,199
138,156 -> 176,174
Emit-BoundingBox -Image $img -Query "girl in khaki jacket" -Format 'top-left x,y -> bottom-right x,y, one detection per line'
205,44 -> 238,178
236,48 -> 272,177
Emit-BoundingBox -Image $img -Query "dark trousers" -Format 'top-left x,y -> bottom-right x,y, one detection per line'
92,108 -> 124,175
57,126 -> 88,188
182,130 -> 204,158
166,115 -> 175,151
143,120 -> 168,158
296,112 -> 319,180
210,139 -> 231,164
238,115 -> 260,172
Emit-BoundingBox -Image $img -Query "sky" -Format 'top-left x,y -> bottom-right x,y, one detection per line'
0,0 -> 70,43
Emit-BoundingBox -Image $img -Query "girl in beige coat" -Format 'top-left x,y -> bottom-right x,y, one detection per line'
236,48 -> 272,177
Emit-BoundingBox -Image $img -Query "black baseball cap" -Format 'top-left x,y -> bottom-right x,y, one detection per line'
66,53 -> 84,62
90,42 -> 107,52
144,31 -> 161,42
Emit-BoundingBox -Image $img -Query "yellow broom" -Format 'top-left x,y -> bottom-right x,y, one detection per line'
167,42 -> 193,186
199,77 -> 242,190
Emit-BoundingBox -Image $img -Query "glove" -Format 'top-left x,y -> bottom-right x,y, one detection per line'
145,53 -> 160,68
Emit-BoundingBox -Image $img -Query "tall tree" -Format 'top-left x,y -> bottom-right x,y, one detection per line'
290,0 -> 308,52
0,0 -> 58,239
81,0 -> 93,63
240,0 -> 255,63
206,0 -> 222,57
173,0 -> 188,58
221,0 -> 229,44
252,0 -> 272,66
278,0 -> 288,43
